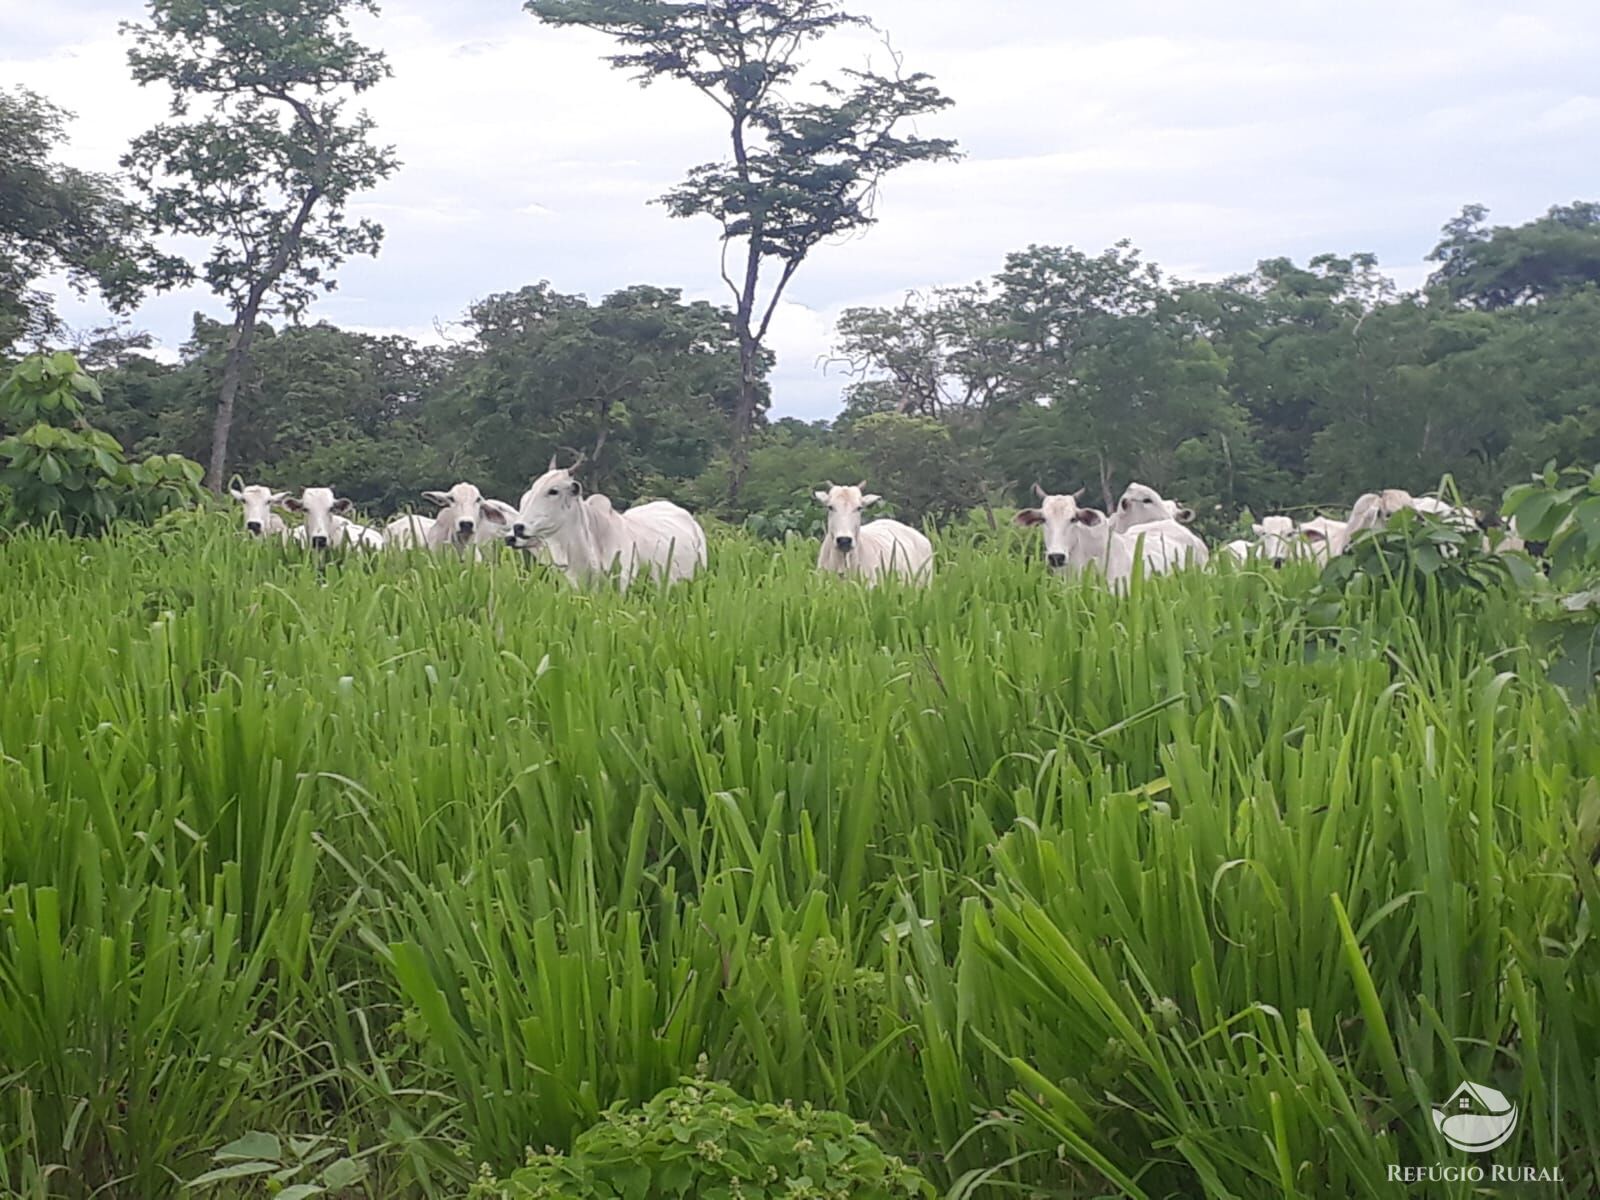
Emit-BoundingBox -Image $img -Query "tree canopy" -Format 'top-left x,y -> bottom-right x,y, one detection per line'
0,87 -> 176,356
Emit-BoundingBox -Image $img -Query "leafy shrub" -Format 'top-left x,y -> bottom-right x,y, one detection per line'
0,350 -> 203,533
1503,463 -> 1600,701
1503,460 -> 1600,578
469,1078 -> 934,1200
742,505 -> 824,542
1311,506 -> 1528,602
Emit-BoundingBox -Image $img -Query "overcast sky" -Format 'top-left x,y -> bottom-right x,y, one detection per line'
4,0 -> 1597,419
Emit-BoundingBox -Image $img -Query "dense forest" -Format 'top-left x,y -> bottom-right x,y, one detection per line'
6,76 -> 1600,540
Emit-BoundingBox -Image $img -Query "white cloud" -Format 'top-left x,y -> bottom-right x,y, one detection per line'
9,0 -> 1599,419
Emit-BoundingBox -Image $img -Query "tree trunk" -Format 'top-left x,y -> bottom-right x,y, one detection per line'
1097,452 -> 1114,512
205,303 -> 262,492
204,181 -> 325,492
727,329 -> 759,505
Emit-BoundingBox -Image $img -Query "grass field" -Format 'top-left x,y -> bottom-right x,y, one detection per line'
1,514 -> 1596,1198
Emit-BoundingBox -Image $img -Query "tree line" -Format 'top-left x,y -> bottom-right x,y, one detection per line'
16,200 -> 1595,541
3,0 -> 1598,539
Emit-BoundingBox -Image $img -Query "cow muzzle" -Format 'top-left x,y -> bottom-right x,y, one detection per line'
834,536 -> 854,553
246,521 -> 263,535
1272,556 -> 1285,569
311,535 -> 329,549
457,520 -> 475,535
1046,552 -> 1067,569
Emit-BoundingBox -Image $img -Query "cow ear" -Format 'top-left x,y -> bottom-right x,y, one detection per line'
1251,523 -> 1266,536
570,479 -> 581,495
1302,528 -> 1326,543
862,493 -> 882,507
269,491 -> 290,505
281,496 -> 304,512
1175,507 -> 1195,523
1075,508 -> 1104,526
1014,508 -> 1044,526
481,501 -> 514,525
229,484 -> 246,500
423,490 -> 451,506
331,497 -> 353,514
813,490 -> 831,504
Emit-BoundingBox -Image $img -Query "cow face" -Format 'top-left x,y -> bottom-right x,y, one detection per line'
283,486 -> 351,549
231,483 -> 286,536
813,482 -> 880,555
424,481 -> 511,544
1015,491 -> 1106,570
1252,515 -> 1297,566
512,467 -> 583,547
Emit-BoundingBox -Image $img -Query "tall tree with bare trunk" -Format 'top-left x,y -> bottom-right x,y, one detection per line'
526,0 -> 958,504
122,0 -> 398,491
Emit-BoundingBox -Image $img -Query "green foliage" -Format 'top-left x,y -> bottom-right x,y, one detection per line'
0,352 -> 203,534
1428,201 -> 1600,309
472,1078 -> 934,1200
1504,460 -> 1600,579
2,523 -> 1597,1198
431,283 -> 752,505
1504,462 -> 1600,702
843,412 -> 981,524
1313,508 -> 1525,602
0,87 -> 177,355
186,1130 -> 371,1198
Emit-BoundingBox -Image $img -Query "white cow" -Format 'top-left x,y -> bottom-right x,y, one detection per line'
1345,489 -> 1417,535
813,482 -> 934,584
421,482 -> 520,552
1251,515 -> 1299,565
509,462 -> 705,587
1296,516 -> 1350,561
1221,538 -> 1255,563
1109,482 -> 1196,536
1015,489 -> 1207,585
230,483 -> 290,541
384,514 -> 437,548
283,487 -> 385,550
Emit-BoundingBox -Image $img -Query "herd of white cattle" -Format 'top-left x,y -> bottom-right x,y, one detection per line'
230,467 -> 1515,590
1014,482 -> 1518,586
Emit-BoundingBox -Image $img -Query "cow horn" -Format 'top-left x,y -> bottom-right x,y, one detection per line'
855,480 -> 867,491
1072,486 -> 1086,500
1032,481 -> 1047,500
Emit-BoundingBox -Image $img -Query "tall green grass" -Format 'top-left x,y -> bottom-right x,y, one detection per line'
0,514 -> 1594,1197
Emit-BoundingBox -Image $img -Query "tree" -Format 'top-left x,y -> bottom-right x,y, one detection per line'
121,0 -> 399,491
0,87 -> 176,357
833,285 -> 1005,420
981,243 -> 1241,509
527,0 -> 958,502
427,282 -> 759,504
1427,201 -> 1600,309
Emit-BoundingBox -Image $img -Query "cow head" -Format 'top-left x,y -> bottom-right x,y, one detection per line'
1015,488 -> 1105,570
512,465 -> 583,548
230,483 -> 287,536
813,481 -> 880,555
282,486 -> 351,549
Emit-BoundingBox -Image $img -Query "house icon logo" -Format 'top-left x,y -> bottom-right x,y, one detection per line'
1433,1081 -> 1518,1152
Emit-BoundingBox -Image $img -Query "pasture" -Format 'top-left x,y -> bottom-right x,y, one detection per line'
1,514 -> 1596,1198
